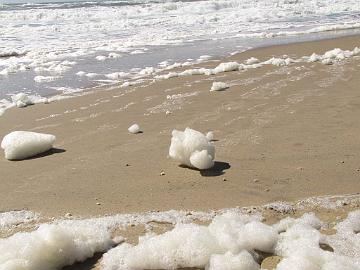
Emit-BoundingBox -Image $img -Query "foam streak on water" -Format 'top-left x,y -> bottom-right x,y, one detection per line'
0,0 -> 359,100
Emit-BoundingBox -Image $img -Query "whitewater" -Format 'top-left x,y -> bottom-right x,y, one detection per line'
0,0 -> 359,105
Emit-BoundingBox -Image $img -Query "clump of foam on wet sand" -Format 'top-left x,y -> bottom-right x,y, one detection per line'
11,92 -> 48,108
169,128 -> 215,170
128,124 -> 141,134
210,81 -> 229,91
1,131 -> 56,160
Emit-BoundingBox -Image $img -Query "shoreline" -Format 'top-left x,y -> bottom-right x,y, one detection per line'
1,31 -> 360,110
0,35 -> 359,218
2,192 -> 359,270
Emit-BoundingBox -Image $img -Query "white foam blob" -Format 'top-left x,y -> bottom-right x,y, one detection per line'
11,93 -> 34,108
169,128 -> 215,170
76,71 -> 86,76
210,81 -> 229,91
105,72 -> 129,80
96,55 -> 107,61
128,124 -> 141,134
10,93 -> 49,108
213,62 -> 241,74
1,131 -> 56,160
245,57 -> 260,65
34,75 -> 59,83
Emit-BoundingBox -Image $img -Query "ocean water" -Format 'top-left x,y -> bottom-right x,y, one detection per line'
0,0 -> 359,102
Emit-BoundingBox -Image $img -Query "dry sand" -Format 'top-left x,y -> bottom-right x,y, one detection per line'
0,35 -> 359,219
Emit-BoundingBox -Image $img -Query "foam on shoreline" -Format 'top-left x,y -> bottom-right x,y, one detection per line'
0,45 -> 359,117
156,47 -> 360,80
1,0 -> 359,104
0,194 -> 359,270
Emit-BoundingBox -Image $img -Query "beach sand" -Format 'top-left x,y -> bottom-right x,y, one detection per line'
0,35 -> 359,219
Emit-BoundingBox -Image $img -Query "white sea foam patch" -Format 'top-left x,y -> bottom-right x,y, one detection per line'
273,214 -> 360,270
169,128 -> 215,170
328,210 -> 360,259
0,223 -> 113,270
0,211 -> 38,230
156,46 -> 360,80
0,195 -> 359,270
101,211 -> 360,270
0,91 -> 83,116
235,22 -> 360,39
101,212 -> 270,270
10,93 -> 49,108
1,210 -> 214,270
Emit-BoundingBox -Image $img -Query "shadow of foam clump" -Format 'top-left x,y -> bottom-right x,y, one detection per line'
200,161 -> 231,177
12,148 -> 66,161
179,161 -> 231,177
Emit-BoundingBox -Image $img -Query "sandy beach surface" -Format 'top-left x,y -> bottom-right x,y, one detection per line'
0,35 -> 359,219
0,35 -> 360,270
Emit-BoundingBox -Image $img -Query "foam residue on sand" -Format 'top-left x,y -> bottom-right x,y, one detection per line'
0,210 -> 38,230
169,128 -> 215,170
0,46 -> 358,117
155,47 -> 360,80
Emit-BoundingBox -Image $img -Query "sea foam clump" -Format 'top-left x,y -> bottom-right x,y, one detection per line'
245,57 -> 260,65
169,128 -> 215,170
10,93 -> 48,108
128,124 -> 141,134
101,212 -> 276,270
101,211 -> 360,270
1,131 -> 56,160
274,212 -> 360,270
11,93 -> 34,108
210,81 -> 229,91
0,223 -> 113,270
213,62 -> 241,74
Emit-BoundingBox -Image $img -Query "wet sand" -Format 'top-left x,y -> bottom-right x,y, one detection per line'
0,35 -> 359,218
